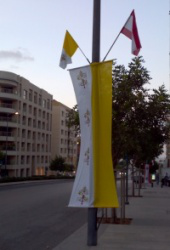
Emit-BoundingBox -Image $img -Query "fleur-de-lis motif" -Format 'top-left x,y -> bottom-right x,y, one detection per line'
84,148 -> 90,165
77,70 -> 87,88
78,186 -> 88,205
84,109 -> 90,126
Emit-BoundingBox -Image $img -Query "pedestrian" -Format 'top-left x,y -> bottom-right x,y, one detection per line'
156,173 -> 159,185
161,177 -> 165,188
164,173 -> 168,186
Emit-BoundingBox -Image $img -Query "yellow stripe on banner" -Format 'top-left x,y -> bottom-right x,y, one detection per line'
91,61 -> 119,208
63,31 -> 78,57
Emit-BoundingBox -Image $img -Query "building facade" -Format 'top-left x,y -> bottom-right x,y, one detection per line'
0,71 -> 52,177
51,100 -> 78,167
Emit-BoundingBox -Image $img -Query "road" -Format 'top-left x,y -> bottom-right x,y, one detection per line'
0,179 -> 87,250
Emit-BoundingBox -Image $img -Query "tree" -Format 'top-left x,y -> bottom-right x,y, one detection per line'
0,151 -> 5,161
0,151 -> 5,166
66,105 -> 80,136
49,155 -> 65,172
0,151 -> 5,176
112,56 -> 170,167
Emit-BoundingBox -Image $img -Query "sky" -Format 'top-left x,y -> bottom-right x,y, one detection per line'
0,0 -> 169,108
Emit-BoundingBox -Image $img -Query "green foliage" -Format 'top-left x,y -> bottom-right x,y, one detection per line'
64,163 -> 75,172
50,155 -> 65,171
0,151 -> 5,161
49,156 -> 75,172
149,161 -> 159,174
112,56 -> 170,166
66,105 -> 80,135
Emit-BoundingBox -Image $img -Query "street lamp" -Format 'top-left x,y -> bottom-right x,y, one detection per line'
4,113 -> 9,175
4,111 -> 19,176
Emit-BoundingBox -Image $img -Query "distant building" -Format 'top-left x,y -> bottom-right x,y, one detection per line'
0,71 -> 52,177
51,100 -> 78,167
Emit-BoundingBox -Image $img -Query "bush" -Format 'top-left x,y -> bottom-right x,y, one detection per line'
64,163 -> 75,172
50,155 -> 65,171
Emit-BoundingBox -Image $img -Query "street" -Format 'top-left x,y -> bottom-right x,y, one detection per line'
0,179 -> 87,250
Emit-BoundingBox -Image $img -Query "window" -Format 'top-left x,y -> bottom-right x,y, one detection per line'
21,142 -> 25,151
37,144 -> 40,152
29,105 -> 32,114
27,143 -> 31,152
33,107 -> 37,116
32,132 -> 36,141
38,121 -> 41,129
39,95 -> 42,105
29,89 -> 32,101
27,156 -> 30,164
38,132 -> 41,140
46,134 -> 48,142
23,103 -> 27,113
43,111 -> 46,119
42,122 -> 45,129
42,99 -> 46,108
47,99 -> 50,109
27,130 -> 31,139
33,119 -> 36,128
28,118 -> 32,127
37,156 -> 40,163
23,90 -> 27,100
22,129 -> 26,138
32,144 -> 36,152
21,156 -> 25,164
22,116 -> 26,125
34,92 -> 37,104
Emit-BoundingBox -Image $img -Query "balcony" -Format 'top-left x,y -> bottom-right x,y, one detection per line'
0,103 -> 16,113
0,116 -> 18,127
0,131 -> 16,141
0,146 -> 17,156
0,88 -> 18,100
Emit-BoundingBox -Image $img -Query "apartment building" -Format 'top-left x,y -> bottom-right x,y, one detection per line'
0,71 -> 52,177
51,100 -> 78,167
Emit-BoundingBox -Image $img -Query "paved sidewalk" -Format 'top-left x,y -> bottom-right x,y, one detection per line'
53,184 -> 170,250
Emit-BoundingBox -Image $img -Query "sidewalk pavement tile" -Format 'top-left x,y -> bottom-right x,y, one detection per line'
53,184 -> 170,250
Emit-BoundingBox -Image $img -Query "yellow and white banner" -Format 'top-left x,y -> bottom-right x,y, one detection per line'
69,61 -> 119,208
59,30 -> 78,69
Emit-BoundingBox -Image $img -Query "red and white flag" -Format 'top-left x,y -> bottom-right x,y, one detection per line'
121,10 -> 141,56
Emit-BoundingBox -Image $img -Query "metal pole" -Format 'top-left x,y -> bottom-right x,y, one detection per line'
5,115 -> 9,176
87,0 -> 101,246
125,157 -> 129,204
92,0 -> 100,62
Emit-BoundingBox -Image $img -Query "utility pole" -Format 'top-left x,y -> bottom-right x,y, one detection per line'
125,156 -> 129,205
87,0 -> 101,246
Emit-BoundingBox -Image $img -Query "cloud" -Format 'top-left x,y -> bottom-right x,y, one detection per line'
0,49 -> 34,62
